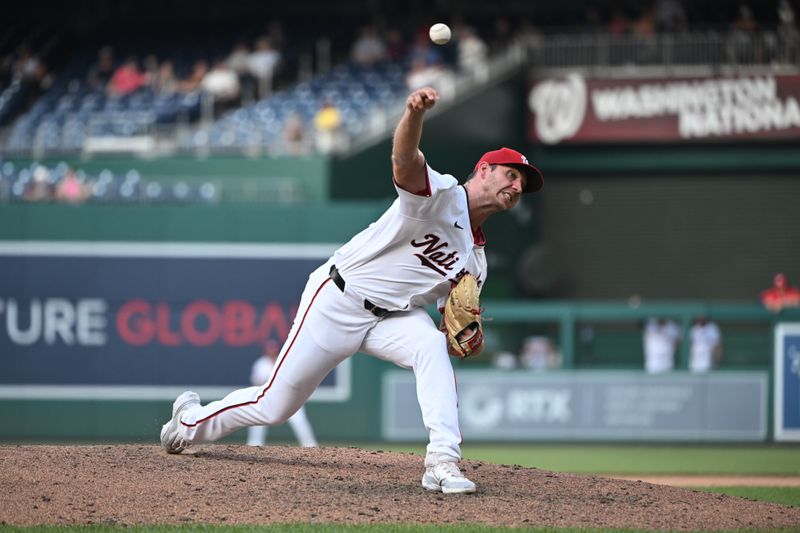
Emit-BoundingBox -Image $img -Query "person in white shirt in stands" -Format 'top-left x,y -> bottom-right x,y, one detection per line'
643,317 -> 681,374
688,316 -> 722,373
248,37 -> 281,98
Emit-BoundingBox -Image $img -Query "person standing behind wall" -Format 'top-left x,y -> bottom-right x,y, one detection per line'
643,317 -> 681,374
761,273 -> 800,313
246,340 -> 318,448
688,316 -> 722,373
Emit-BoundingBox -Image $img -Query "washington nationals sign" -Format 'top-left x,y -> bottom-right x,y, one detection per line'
528,73 -> 800,144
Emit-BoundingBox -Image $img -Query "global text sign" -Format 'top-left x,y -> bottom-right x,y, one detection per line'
528,73 -> 800,144
0,242 -> 350,401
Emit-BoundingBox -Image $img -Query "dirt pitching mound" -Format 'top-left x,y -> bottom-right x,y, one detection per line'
1,445 -> 799,530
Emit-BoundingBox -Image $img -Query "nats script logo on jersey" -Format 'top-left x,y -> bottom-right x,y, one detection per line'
410,233 -> 460,276
449,268 -> 482,288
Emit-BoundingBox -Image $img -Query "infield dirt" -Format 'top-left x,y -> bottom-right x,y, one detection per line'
1,444 -> 799,530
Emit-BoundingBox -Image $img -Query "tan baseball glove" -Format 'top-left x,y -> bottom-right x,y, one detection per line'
442,274 -> 484,358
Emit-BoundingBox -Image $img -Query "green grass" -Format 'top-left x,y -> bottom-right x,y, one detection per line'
698,487 -> 800,507
360,444 -> 800,475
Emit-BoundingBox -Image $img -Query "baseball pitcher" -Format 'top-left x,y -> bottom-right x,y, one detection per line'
161,86 -> 544,494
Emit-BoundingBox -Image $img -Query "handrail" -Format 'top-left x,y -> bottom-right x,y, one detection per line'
524,30 -> 800,72
478,300 -> 800,369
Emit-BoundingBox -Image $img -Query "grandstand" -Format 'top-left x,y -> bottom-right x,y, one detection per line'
3,0 -> 798,159
0,0 -> 798,291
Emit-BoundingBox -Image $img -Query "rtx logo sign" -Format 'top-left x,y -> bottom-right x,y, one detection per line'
460,386 -> 572,429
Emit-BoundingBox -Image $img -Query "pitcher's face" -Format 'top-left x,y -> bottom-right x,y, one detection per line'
483,164 -> 525,210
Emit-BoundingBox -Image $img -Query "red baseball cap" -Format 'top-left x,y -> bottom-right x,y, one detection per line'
473,147 -> 544,193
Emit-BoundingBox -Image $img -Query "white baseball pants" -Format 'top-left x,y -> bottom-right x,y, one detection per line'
245,404 -> 318,447
179,260 -> 462,461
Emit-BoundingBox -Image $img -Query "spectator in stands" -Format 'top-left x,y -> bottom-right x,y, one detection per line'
730,4 -> 760,62
609,9 -> 630,36
688,316 -> 722,373
632,7 -> 657,39
492,352 -> 518,370
313,99 -> 343,153
733,4 -> 759,33
153,60 -> 178,95
580,6 -> 604,33
351,25 -> 388,65
87,46 -> 115,90
13,45 -> 51,105
107,57 -> 149,97
779,0 -> 797,36
248,37 -> 281,98
405,57 -> 454,99
631,6 -> 658,62
407,31 -> 444,69
0,52 -> 13,87
777,0 -> 799,62
143,54 -> 160,85
406,30 -> 454,94
24,165 -> 52,202
489,17 -> 513,54
201,59 -> 241,116
761,273 -> 800,313
178,59 -> 208,93
385,28 -> 409,63
280,112 -> 312,155
266,20 -> 286,52
55,167 -> 89,204
455,25 -> 488,78
519,336 -> 562,371
227,42 -> 256,104
515,18 -> 544,64
653,0 -> 688,32
516,18 -> 544,48
406,58 -> 441,90
643,317 -> 681,374
14,46 -> 48,86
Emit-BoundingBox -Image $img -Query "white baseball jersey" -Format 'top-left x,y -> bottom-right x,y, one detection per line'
689,322 -> 721,373
333,164 -> 487,310
177,161 -> 487,464
643,319 -> 681,374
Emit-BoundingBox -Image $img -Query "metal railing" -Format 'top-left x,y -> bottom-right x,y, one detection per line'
524,30 -> 800,72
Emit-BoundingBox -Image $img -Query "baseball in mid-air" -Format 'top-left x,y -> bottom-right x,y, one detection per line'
429,23 -> 451,45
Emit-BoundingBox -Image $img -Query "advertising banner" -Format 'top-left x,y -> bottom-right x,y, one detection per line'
775,323 -> 800,441
384,371 -> 767,441
0,241 -> 350,401
528,73 -> 800,144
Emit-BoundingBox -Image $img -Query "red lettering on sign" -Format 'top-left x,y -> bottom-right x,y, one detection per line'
223,300 -> 255,346
115,299 -> 295,347
182,300 -> 222,346
254,303 -> 290,343
156,302 -> 181,346
117,300 -> 155,345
